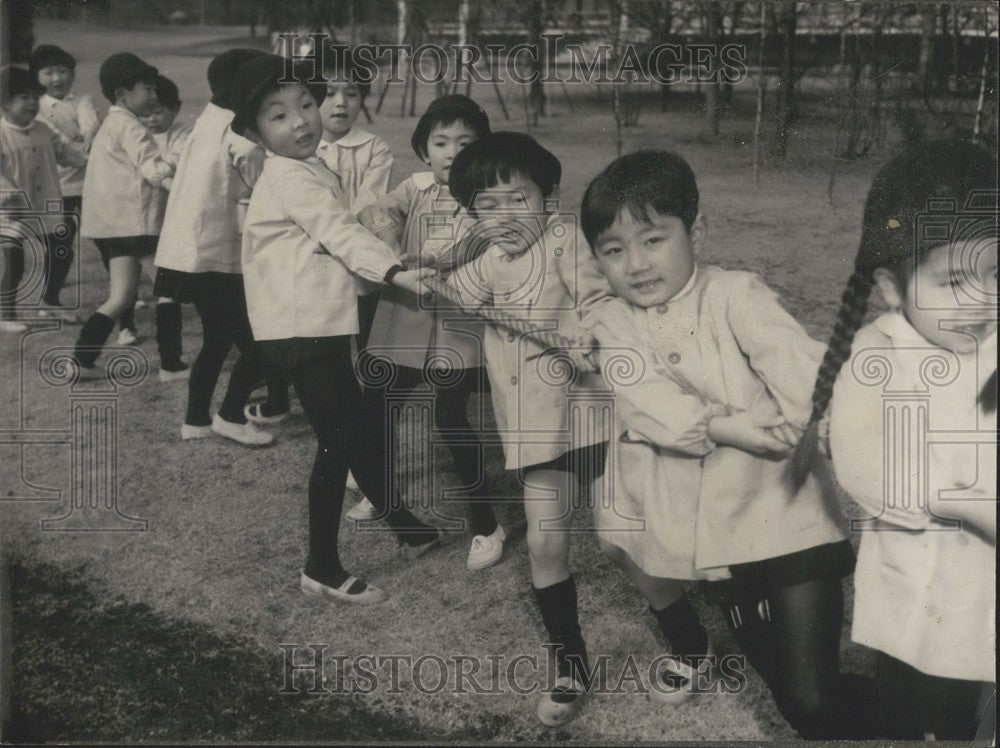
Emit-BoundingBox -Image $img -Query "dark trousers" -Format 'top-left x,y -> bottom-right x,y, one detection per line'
0,238 -> 24,321
876,651 -> 990,740
259,337 -> 434,579
186,273 -> 264,426
361,355 -> 497,537
41,196 -> 79,307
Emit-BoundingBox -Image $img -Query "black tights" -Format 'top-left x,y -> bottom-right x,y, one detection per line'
719,578 -> 873,739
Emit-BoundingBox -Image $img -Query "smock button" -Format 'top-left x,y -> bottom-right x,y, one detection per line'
668,352 -> 681,364
510,376 -> 518,385
656,304 -> 668,314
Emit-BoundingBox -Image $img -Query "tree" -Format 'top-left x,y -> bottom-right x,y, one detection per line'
774,1 -> 797,157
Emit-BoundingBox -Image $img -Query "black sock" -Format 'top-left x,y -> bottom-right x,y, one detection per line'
155,301 -> 184,370
533,576 -> 589,685
75,312 -> 115,367
651,595 -> 709,659
119,302 -> 136,334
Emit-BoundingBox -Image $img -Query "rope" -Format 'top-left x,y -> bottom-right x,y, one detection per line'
421,275 -> 575,353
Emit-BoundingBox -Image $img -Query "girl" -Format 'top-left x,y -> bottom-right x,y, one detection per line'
231,53 -> 442,602
356,94 -> 496,566
153,49 -> 275,445
72,53 -> 182,381
446,132 -> 611,725
795,140 -> 996,740
581,150 -> 862,738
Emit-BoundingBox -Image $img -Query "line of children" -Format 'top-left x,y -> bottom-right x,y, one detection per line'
153,48 -> 275,446
578,150 -> 864,738
445,132 -> 612,724
231,53 -> 444,602
355,94 -> 503,569
70,53 -> 185,381
795,140 -> 997,740
1,65 -> 87,332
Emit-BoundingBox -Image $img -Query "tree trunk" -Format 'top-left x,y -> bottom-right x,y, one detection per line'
752,1 -> 767,186
1,0 -> 34,64
702,0 -> 723,139
917,3 -> 937,89
658,0 -> 673,111
528,0 -> 547,124
775,1 -> 797,157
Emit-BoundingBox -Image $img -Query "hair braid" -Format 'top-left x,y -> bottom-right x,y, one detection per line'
786,267 -> 875,489
980,369 -> 998,415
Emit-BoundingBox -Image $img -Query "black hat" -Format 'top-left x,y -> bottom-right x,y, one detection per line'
207,48 -> 266,110
1,66 -> 45,101
153,74 -> 181,110
99,52 -> 158,103
29,45 -> 76,78
411,94 -> 490,160
229,53 -> 324,137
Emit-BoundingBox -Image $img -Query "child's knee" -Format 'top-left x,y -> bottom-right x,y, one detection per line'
526,528 -> 569,566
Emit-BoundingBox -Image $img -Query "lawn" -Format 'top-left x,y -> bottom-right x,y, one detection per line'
0,16 -> 919,744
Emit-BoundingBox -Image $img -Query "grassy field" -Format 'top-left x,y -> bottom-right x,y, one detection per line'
0,17 -> 923,743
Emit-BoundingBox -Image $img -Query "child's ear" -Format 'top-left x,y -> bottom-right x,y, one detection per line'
873,268 -> 903,309
690,212 -> 707,255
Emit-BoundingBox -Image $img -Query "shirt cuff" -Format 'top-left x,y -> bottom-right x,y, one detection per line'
383,264 -> 405,285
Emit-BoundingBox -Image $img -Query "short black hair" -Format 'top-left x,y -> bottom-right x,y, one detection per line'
410,94 -> 490,160
153,74 -> 181,110
580,149 -> 699,249
449,131 -> 561,212
321,44 -> 372,99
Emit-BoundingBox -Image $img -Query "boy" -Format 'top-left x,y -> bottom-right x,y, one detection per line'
231,53 -> 444,602
72,53 -> 180,380
146,75 -> 191,167
1,65 -> 86,332
30,44 -> 99,320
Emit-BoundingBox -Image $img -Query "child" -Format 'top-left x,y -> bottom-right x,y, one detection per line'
231,53 -> 443,602
153,49 -> 274,445
580,150 -> 860,738
71,53 -> 184,381
30,44 -> 98,323
797,140 -> 997,740
446,132 -> 611,725
247,46 -> 393,427
1,65 -> 86,332
146,75 -> 191,167
356,94 -> 496,560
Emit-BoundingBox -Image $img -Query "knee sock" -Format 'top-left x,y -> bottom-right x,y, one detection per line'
155,301 -> 184,370
533,576 -> 589,685
42,239 -> 74,306
119,302 -> 136,334
650,595 -> 709,660
75,312 -> 115,367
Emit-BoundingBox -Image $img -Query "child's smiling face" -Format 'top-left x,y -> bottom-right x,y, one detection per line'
251,83 -> 322,159
423,120 -> 477,184
319,81 -> 362,140
470,173 -> 546,255
877,241 -> 998,354
37,65 -> 74,99
592,207 -> 703,308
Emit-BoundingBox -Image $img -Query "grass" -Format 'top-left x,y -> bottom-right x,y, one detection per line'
0,16 -> 926,744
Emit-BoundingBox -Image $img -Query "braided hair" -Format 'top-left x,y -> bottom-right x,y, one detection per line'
788,140 -> 998,488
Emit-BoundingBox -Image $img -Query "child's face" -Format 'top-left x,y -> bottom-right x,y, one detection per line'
3,93 -> 40,127
319,82 -> 362,140
37,65 -> 74,99
470,172 -> 546,255
424,120 -> 477,184
592,207 -> 703,308
143,101 -> 178,134
878,241 -> 998,355
251,83 -> 322,159
117,79 -> 157,117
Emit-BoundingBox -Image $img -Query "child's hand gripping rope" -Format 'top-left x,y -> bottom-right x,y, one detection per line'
420,275 -> 600,371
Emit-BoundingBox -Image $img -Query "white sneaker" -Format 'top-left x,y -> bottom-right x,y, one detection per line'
117,329 -> 141,346
180,423 -> 212,440
346,497 -> 377,521
0,320 -> 28,333
38,303 -> 81,323
648,642 -> 715,706
211,413 -> 274,447
159,366 -> 190,383
345,470 -> 359,490
467,525 -> 506,571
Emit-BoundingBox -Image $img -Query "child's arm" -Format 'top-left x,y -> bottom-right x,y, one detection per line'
119,117 -> 173,188
356,178 -> 414,254
162,124 -> 191,169
444,255 -> 493,311
76,95 -> 101,146
224,129 -> 265,191
351,138 -> 393,215
726,273 -> 826,427
707,411 -> 798,455
593,306 -> 727,456
49,127 -> 87,169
